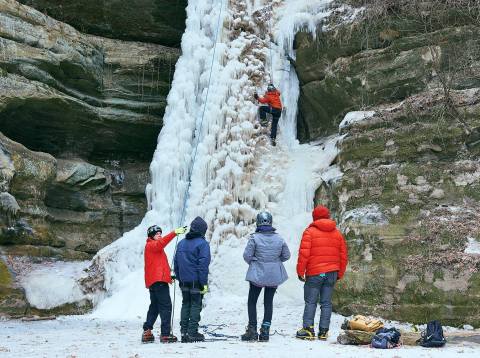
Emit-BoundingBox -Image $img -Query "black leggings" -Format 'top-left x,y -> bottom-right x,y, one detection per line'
258,106 -> 282,140
247,282 -> 276,326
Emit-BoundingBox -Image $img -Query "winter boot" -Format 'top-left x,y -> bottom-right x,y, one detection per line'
160,333 -> 178,343
141,329 -> 155,343
318,328 -> 329,340
185,332 -> 205,342
296,326 -> 315,340
181,332 -> 189,343
259,322 -> 271,342
241,324 -> 258,341
271,138 -> 276,146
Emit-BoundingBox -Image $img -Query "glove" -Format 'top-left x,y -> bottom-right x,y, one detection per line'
174,226 -> 187,235
200,285 -> 208,295
171,274 -> 176,281
298,275 -> 306,282
253,92 -> 259,100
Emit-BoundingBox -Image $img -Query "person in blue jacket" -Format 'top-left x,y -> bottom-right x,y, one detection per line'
241,211 -> 291,342
174,216 -> 211,343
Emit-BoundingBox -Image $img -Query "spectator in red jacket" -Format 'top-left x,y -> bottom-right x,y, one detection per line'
254,83 -> 283,146
141,224 -> 186,344
295,205 -> 348,341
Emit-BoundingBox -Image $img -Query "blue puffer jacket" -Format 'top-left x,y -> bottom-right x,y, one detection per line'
174,217 -> 211,286
243,225 -> 290,287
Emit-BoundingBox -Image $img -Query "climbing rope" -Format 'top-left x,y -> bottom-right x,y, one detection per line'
200,324 -> 239,339
170,0 -> 225,334
268,14 -> 274,83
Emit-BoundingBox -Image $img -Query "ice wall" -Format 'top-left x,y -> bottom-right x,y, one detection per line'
75,0 -> 338,319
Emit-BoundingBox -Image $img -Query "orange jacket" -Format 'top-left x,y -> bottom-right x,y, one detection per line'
296,219 -> 348,279
144,231 -> 176,288
258,90 -> 282,109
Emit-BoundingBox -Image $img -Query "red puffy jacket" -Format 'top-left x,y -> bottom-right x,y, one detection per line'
258,90 -> 282,109
296,219 -> 348,279
144,231 -> 176,288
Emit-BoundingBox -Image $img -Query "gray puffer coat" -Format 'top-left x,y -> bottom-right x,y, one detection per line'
243,227 -> 291,287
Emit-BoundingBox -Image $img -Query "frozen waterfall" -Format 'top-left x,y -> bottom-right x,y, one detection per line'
75,0 -> 338,319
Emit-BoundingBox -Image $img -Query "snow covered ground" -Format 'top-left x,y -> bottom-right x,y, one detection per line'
2,307 -> 479,357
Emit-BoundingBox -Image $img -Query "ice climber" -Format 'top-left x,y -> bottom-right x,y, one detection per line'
174,216 -> 211,343
142,224 -> 187,344
254,83 -> 283,146
295,205 -> 348,341
241,211 -> 291,342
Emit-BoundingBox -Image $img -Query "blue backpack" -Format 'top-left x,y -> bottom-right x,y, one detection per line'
419,320 -> 446,347
371,327 -> 401,349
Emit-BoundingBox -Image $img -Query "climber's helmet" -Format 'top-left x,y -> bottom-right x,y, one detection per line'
256,211 -> 273,226
147,225 -> 162,238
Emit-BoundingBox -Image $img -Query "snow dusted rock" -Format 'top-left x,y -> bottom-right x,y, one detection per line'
430,188 -> 445,199
343,204 -> 388,225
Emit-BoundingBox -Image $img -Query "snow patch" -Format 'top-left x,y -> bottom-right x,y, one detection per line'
465,237 -> 480,255
339,111 -> 375,129
20,261 -> 89,309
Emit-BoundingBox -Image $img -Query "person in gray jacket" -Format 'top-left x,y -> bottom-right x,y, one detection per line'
241,211 -> 291,342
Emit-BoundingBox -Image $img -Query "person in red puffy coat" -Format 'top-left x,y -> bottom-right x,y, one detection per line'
295,205 -> 348,341
254,83 -> 283,146
141,224 -> 186,344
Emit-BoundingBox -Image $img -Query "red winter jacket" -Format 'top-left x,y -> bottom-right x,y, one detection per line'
144,231 -> 176,288
296,219 -> 348,279
258,90 -> 282,109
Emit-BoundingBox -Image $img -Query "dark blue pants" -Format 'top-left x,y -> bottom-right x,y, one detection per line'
258,106 -> 282,140
180,282 -> 203,335
247,282 -> 276,327
302,272 -> 337,329
143,282 -> 172,335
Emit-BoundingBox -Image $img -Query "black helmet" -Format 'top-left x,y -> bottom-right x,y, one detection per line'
147,225 -> 162,237
267,83 -> 276,92
256,211 -> 272,226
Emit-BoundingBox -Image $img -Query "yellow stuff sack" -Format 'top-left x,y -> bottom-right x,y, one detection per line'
348,315 -> 384,332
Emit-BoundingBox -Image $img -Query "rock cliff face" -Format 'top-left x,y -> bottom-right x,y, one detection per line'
0,0 -> 183,316
295,0 -> 480,326
19,0 -> 187,46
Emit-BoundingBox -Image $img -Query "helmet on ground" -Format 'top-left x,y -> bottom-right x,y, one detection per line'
256,211 -> 273,226
147,225 -> 162,237
267,83 -> 276,92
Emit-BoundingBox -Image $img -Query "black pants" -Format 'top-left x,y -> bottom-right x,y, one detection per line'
143,282 -> 172,335
180,282 -> 203,335
247,282 -> 276,327
258,106 -> 282,140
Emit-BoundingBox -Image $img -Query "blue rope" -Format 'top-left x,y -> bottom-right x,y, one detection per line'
170,0 -> 225,333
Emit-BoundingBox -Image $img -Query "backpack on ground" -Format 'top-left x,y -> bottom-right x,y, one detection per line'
342,315 -> 384,332
371,327 -> 401,349
418,320 -> 446,347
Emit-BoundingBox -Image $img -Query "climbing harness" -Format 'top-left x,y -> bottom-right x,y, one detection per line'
170,0 -> 225,334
